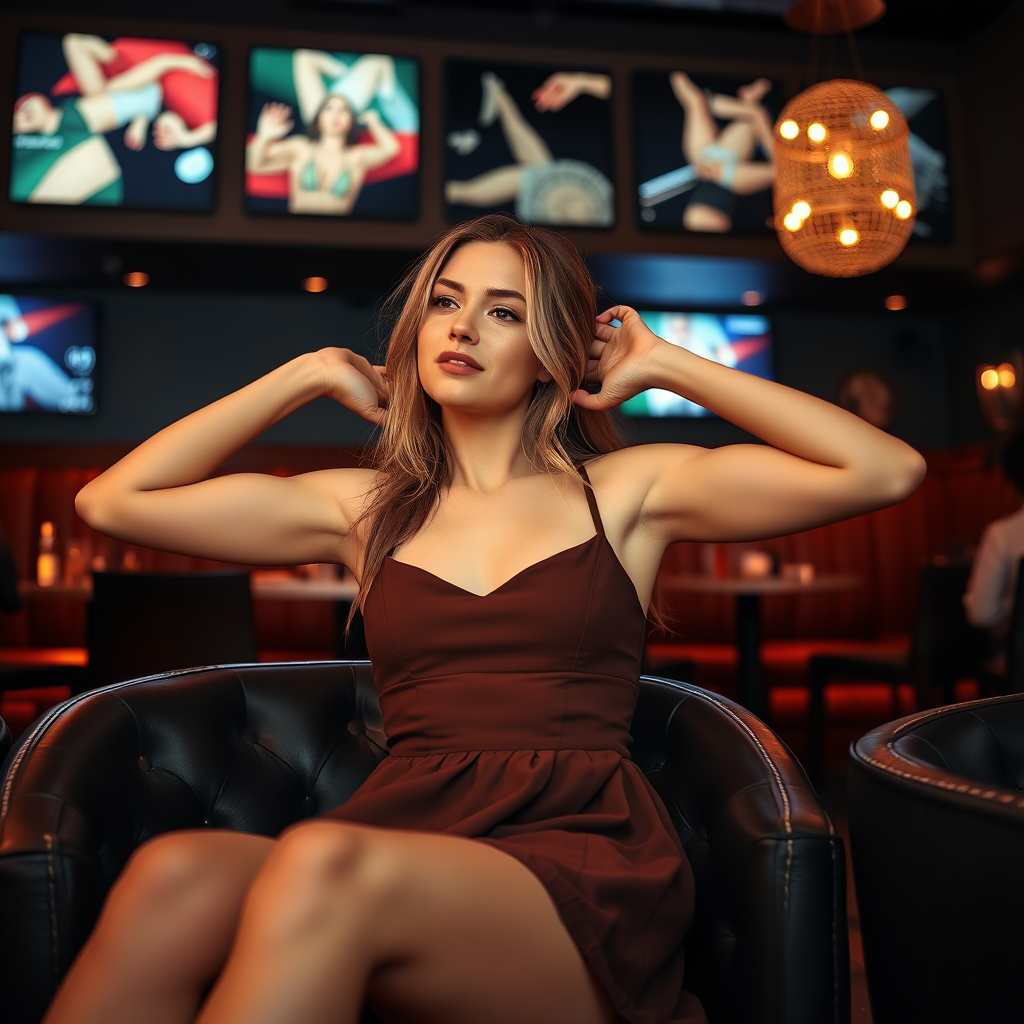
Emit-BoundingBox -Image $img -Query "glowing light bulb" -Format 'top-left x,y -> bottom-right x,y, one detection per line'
828,153 -> 853,179
303,276 -> 329,293
870,109 -> 890,130
895,200 -> 913,219
998,363 -> 1016,388
783,213 -> 804,231
123,271 -> 149,288
779,119 -> 799,140
838,228 -> 859,246
791,201 -> 811,220
885,295 -> 907,311
741,290 -> 762,306
880,189 -> 900,208
981,368 -> 1000,390
807,122 -> 827,143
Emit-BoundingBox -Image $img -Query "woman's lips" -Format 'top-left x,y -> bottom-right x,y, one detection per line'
437,350 -> 484,375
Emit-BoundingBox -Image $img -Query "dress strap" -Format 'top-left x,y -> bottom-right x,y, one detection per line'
577,464 -> 605,537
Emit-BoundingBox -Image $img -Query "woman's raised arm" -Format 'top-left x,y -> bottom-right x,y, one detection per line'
575,306 -> 926,544
75,350 -> 388,567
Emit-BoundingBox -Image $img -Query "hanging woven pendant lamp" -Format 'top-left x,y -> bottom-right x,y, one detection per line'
773,80 -> 914,277
774,0 -> 915,277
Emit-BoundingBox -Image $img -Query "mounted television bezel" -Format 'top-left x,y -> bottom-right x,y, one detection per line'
9,29 -> 224,216
0,291 -> 100,416
611,304 -> 775,419
243,43 -> 422,223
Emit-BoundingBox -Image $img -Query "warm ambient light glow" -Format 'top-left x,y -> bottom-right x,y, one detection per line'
980,368 -> 1000,390
123,272 -> 149,288
740,290 -> 763,306
303,276 -> 329,293
894,200 -> 913,219
998,363 -> 1017,388
779,119 -> 800,139
828,153 -> 853,178
870,109 -> 890,130
885,294 -> 907,311
774,79 -> 914,276
838,228 -> 860,246
791,201 -> 811,220
783,212 -> 804,231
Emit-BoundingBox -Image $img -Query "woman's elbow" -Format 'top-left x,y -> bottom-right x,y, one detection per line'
75,481 -> 113,532
890,447 -> 927,501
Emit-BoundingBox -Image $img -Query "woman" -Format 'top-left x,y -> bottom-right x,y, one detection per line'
445,71 -> 614,227
665,72 -> 776,233
246,53 -> 403,217
58,215 -> 924,1024
11,33 -> 214,205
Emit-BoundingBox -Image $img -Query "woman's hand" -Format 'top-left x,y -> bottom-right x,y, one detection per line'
572,306 -> 672,411
532,72 -> 611,112
256,103 -> 294,141
315,348 -> 389,426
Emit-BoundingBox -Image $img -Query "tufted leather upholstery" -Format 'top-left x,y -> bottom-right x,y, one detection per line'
0,663 -> 848,1024
849,694 -> 1024,1024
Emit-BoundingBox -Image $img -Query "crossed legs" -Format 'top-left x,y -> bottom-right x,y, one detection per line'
43,822 -> 619,1024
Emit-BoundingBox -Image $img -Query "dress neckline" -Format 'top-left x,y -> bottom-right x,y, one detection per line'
387,533 -> 601,599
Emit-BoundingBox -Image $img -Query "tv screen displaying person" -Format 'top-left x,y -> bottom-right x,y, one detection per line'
10,32 -> 220,211
634,69 -> 781,234
619,311 -> 774,417
445,60 -> 615,228
0,295 -> 96,414
246,48 -> 420,219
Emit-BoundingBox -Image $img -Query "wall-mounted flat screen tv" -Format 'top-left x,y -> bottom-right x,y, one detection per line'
633,69 -> 782,234
0,295 -> 97,414
620,310 -> 773,417
245,47 -> 420,219
11,32 -> 220,211
884,86 -> 952,243
445,59 -> 615,228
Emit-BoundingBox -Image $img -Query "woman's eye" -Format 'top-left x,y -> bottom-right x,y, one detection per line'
492,307 -> 522,322
432,295 -> 457,308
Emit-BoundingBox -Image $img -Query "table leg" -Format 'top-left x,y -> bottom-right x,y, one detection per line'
735,593 -> 768,721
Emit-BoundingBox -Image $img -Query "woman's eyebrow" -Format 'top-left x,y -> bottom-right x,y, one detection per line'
433,278 -> 526,303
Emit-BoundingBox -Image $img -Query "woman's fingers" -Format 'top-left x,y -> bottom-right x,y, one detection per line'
571,388 -> 614,411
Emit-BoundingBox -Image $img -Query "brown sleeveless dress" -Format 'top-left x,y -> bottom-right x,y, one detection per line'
327,471 -> 706,1024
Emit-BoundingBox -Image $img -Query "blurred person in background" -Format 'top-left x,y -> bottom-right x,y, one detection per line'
964,431 -> 1024,653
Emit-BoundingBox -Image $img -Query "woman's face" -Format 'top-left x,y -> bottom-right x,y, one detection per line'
13,95 -> 53,135
417,241 -> 547,415
317,96 -> 354,140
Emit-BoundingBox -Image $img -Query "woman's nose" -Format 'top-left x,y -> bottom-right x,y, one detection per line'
449,315 -> 479,344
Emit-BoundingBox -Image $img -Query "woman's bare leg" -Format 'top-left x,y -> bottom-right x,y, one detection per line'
43,831 -> 275,1024
197,821 -> 620,1024
445,165 -> 524,206
488,77 -> 552,167
669,72 -> 717,163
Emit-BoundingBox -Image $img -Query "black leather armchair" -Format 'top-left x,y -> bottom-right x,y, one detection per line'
849,693 -> 1024,1024
0,663 -> 849,1024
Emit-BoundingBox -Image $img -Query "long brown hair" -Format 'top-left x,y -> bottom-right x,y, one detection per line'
350,214 -> 627,625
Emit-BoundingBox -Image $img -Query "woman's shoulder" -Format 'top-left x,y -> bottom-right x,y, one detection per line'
585,443 -> 706,486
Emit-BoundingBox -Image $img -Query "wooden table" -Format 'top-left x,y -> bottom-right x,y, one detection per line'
662,574 -> 862,721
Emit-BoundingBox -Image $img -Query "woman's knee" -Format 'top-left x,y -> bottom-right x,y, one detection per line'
258,822 -> 402,919
114,831 -> 223,910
